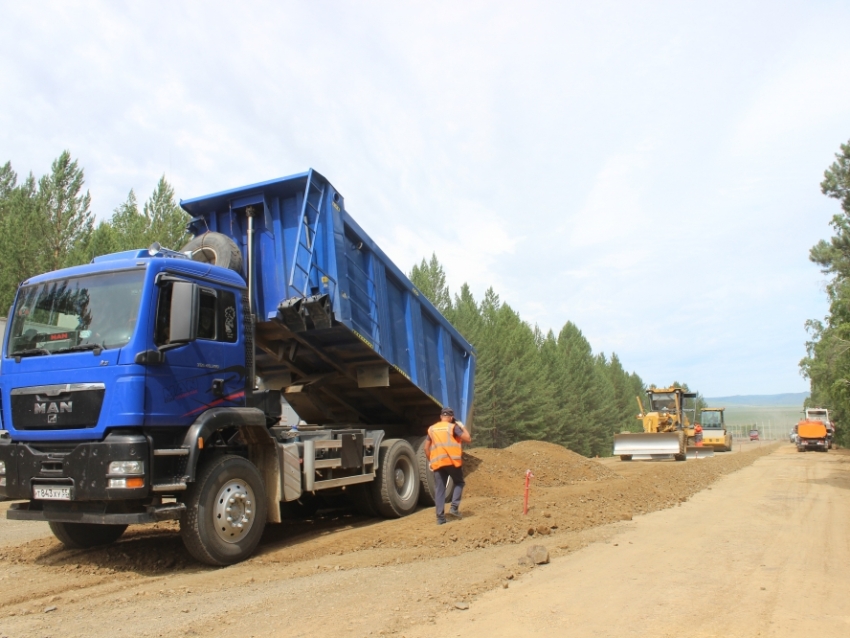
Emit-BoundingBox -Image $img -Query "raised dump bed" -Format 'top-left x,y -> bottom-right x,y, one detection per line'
180,169 -> 475,432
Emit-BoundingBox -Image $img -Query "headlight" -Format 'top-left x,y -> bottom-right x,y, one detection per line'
107,460 -> 144,475
0,460 -> 5,474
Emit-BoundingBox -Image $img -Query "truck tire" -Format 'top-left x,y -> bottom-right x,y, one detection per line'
48,522 -> 127,549
371,439 -> 419,518
180,454 -> 267,566
181,232 -> 243,273
619,455 -> 633,461
409,435 -> 454,507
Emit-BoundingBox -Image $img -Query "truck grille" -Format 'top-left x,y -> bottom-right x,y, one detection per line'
10,383 -> 105,430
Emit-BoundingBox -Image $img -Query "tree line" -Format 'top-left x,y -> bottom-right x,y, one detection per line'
0,151 -> 188,313
410,255 -> 676,456
801,139 -> 850,446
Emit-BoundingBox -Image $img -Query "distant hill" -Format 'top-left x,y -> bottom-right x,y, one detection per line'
704,392 -> 809,407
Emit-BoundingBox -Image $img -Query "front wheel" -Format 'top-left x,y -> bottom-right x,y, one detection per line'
371,439 -> 420,518
49,522 -> 127,549
180,455 -> 267,566
619,455 -> 633,461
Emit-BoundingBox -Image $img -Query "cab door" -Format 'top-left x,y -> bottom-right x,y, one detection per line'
145,279 -> 247,427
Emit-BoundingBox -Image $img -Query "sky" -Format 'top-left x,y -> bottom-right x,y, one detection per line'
1,1 -> 848,396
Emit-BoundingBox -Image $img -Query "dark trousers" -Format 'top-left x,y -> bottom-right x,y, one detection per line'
434,465 -> 465,520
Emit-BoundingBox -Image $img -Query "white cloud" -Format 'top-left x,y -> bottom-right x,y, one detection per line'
570,144 -> 653,248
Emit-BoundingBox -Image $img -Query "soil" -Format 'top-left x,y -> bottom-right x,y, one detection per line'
0,440 -> 829,637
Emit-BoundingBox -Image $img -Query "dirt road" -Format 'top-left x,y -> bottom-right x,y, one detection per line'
408,444 -> 850,638
0,441 -> 844,637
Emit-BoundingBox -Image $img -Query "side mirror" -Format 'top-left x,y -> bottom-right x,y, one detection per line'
170,281 -> 199,344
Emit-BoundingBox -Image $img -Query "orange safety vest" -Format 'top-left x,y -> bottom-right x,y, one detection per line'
428,421 -> 463,471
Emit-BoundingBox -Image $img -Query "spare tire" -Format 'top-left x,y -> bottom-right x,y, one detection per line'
181,232 -> 243,273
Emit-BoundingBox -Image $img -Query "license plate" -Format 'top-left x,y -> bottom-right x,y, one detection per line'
33,486 -> 71,500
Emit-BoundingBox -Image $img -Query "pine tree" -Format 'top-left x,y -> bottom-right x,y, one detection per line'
409,253 -> 451,315
556,322 -> 609,456
603,353 -> 643,433
539,329 -> 574,447
0,162 -> 15,198
111,190 -> 148,250
471,294 -> 554,447
38,151 -> 93,271
449,283 -> 482,344
144,176 -> 189,250
470,288 -> 502,447
593,353 -> 621,455
0,166 -> 43,311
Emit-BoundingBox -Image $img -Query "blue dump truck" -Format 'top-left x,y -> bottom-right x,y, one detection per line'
0,169 -> 475,565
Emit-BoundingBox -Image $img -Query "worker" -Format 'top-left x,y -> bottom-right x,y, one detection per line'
694,423 -> 703,446
424,407 -> 472,525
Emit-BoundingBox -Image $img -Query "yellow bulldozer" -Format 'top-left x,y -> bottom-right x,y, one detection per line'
613,386 -> 713,461
697,407 -> 732,452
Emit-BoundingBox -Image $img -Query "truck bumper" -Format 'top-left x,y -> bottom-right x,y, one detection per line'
6,500 -> 184,525
0,431 -> 151,501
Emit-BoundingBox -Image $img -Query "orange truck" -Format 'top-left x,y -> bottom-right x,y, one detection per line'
796,419 -> 829,452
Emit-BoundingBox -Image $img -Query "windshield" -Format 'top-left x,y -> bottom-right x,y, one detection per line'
649,392 -> 678,412
807,410 -> 828,423
701,411 -> 723,428
7,270 -> 144,357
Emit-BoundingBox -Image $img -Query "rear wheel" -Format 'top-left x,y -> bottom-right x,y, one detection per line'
180,455 -> 267,566
619,455 -> 633,461
48,522 -> 127,549
371,439 -> 419,518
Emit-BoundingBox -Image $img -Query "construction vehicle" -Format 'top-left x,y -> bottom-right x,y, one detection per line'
696,408 -> 732,452
804,408 -> 834,449
0,169 -> 476,565
796,418 -> 828,452
613,386 -> 711,461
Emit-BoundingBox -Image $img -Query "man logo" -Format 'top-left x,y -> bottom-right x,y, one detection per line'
34,401 -> 72,416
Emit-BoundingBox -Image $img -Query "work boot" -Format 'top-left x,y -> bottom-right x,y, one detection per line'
437,517 -> 446,525
448,507 -> 462,520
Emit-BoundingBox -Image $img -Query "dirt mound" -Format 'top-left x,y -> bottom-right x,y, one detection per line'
463,440 -> 617,497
